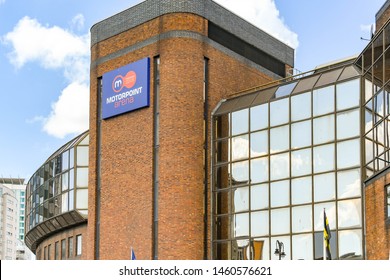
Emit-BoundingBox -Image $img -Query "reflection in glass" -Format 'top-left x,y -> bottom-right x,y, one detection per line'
336,79 -> 360,111
234,213 -> 249,237
216,190 -> 230,215
337,109 -> 360,139
275,82 -> 297,98
313,144 -> 335,173
251,184 -> 268,210
271,236 -> 290,260
313,85 -> 334,116
76,168 -> 88,188
314,230 -> 336,260
270,98 -> 289,126
233,187 -> 249,212
251,211 -> 269,236
313,115 -> 334,144
61,192 -> 68,213
253,238 -> 269,260
292,205 -> 312,233
215,165 -> 229,189
291,120 -> 311,149
314,172 -> 335,202
250,104 -> 268,131
271,208 -> 290,235
232,161 -> 249,185
270,180 -> 289,207
314,202 -> 335,231
250,157 -> 268,183
292,234 -> 313,260
337,139 -> 360,169
270,152 -> 289,180
291,176 -> 312,205
291,148 -> 311,176
291,92 -> 311,121
250,131 -> 268,157
62,151 -> 69,171
337,169 -> 361,199
270,125 -> 289,153
232,135 -> 249,161
338,199 -> 362,228
338,230 -> 363,259
232,109 -> 248,135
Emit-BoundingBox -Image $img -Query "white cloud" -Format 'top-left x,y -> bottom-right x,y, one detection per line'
43,82 -> 89,138
0,0 -> 5,5
70,14 -> 85,32
3,16 -> 90,138
214,0 -> 299,49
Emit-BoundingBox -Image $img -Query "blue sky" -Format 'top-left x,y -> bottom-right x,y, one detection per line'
0,0 -> 386,181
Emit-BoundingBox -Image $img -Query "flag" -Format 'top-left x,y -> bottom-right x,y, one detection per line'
323,209 -> 332,260
131,247 -> 136,260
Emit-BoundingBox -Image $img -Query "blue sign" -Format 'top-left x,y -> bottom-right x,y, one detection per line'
102,57 -> 150,119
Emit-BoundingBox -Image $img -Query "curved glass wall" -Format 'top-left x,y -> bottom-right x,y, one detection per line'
212,65 -> 363,260
25,131 -> 89,247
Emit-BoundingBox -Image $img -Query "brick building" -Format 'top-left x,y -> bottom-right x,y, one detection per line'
24,0 -> 390,260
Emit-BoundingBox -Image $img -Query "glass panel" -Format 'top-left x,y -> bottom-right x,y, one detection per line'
365,78 -> 373,102
365,108 -> 373,133
314,172 -> 336,202
69,169 -> 74,190
250,157 -> 268,183
374,90 -> 384,124
253,238 -> 269,260
336,79 -> 360,111
68,190 -> 74,211
338,199 -> 362,228
250,131 -> 268,157
336,109 -> 360,139
270,98 -> 289,126
314,230 -> 336,260
313,144 -> 335,173
291,148 -> 311,176
250,184 -> 268,210
251,211 -> 269,236
76,189 -> 88,209
216,139 -> 229,164
232,135 -> 249,161
61,192 -> 68,213
274,82 -> 297,98
250,104 -> 268,131
337,139 -> 360,169
291,120 -> 311,149
270,125 -> 289,153
69,148 -> 74,169
216,215 -> 231,240
292,205 -> 312,233
215,165 -> 229,190
313,115 -> 335,144
232,109 -> 248,135
314,202 -> 336,231
291,92 -> 311,121
313,85 -> 334,116
62,172 -> 69,191
76,168 -> 88,188
213,242 -> 231,260
62,151 -> 69,171
233,213 -> 249,237
271,208 -> 290,235
338,230 -> 363,259
233,187 -> 249,212
291,176 -> 312,205
232,161 -> 249,186
271,236 -> 290,260
292,234 -> 313,260
76,146 -> 89,166
216,190 -> 230,215
270,152 -> 290,180
365,138 -> 374,163
270,180 -> 289,207
216,114 -> 230,139
337,169 -> 361,199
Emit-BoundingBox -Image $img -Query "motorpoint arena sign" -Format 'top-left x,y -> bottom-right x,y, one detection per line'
102,57 -> 150,119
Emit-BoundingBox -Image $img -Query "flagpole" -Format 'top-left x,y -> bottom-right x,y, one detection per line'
323,208 -> 326,260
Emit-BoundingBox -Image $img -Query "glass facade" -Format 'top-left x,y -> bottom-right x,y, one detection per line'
212,65 -> 364,260
25,131 -> 89,251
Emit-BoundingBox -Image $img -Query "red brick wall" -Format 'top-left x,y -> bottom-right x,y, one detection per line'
365,172 -> 390,260
88,12 -> 278,260
376,5 -> 390,31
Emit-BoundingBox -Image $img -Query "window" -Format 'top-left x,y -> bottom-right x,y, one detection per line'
68,237 -> 74,258
44,246 -> 47,260
61,239 -> 66,260
55,241 -> 59,260
76,235 -> 82,256
48,244 -> 51,260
